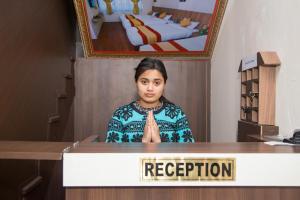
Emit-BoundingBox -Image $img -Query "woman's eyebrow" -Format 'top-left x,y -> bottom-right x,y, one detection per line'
139,78 -> 162,81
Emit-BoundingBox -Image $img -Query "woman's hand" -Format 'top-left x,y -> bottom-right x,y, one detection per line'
142,115 -> 151,143
149,111 -> 161,143
142,111 -> 161,143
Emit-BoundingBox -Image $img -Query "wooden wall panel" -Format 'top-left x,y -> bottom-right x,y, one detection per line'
0,0 -> 76,199
66,187 -> 300,200
0,0 -> 75,140
75,58 -> 210,142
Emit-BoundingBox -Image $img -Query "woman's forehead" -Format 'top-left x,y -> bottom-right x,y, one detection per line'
139,69 -> 164,79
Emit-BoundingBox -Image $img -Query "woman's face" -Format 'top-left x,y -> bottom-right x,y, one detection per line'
136,69 -> 165,107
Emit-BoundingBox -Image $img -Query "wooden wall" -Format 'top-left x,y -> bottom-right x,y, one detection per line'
75,58 -> 210,142
66,187 -> 300,200
0,0 -> 76,199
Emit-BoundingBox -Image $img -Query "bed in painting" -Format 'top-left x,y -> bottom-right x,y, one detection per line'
125,22 -> 198,46
139,35 -> 207,52
119,13 -> 171,29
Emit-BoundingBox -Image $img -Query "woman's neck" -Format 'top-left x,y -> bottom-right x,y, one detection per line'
137,99 -> 161,109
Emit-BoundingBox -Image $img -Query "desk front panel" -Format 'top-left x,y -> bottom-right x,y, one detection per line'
63,143 -> 300,187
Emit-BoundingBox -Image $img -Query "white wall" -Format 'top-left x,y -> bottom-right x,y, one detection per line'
100,0 -> 215,22
154,0 -> 178,9
101,0 -> 153,22
141,0 -> 153,15
211,0 -> 300,142
154,0 -> 216,13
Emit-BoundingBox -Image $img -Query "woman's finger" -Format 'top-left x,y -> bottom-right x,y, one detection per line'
149,110 -> 153,126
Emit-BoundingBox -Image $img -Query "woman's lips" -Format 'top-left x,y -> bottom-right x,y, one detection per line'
145,93 -> 155,97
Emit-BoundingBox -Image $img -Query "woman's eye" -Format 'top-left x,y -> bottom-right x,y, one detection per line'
154,81 -> 161,86
141,80 -> 147,85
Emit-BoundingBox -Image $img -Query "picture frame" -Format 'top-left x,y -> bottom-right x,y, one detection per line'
73,0 -> 228,58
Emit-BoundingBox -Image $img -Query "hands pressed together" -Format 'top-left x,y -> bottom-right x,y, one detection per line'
142,110 -> 161,143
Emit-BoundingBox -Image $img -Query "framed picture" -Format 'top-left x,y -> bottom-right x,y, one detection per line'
74,0 -> 228,58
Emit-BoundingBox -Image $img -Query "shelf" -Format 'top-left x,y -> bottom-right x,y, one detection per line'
241,71 -> 246,82
252,82 -> 259,93
246,112 -> 252,121
252,97 -> 258,107
246,97 -> 251,107
252,78 -> 259,83
241,84 -> 246,95
251,110 -> 258,123
240,109 -> 246,120
252,68 -> 259,79
246,70 -> 252,81
238,52 -> 280,140
241,97 -> 246,107
252,107 -> 258,111
239,52 -> 279,125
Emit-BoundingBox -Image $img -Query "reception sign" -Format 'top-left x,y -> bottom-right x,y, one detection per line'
63,153 -> 300,187
141,158 -> 235,181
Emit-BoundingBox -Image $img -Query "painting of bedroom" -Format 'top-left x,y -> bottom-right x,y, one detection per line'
82,0 -> 218,53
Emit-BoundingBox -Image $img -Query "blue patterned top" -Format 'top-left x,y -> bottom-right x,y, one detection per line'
106,101 -> 195,143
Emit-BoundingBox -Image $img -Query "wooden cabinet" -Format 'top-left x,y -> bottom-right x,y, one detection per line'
238,52 -> 280,141
238,120 -> 279,142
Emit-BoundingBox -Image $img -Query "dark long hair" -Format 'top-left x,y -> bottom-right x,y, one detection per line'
134,58 -> 172,104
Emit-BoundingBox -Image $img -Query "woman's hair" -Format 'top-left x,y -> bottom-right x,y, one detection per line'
134,57 -> 168,83
134,57 -> 172,104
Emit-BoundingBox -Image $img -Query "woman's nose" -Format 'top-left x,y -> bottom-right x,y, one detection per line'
147,83 -> 154,90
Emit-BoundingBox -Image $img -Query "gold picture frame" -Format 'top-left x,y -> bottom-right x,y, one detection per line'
74,0 -> 228,58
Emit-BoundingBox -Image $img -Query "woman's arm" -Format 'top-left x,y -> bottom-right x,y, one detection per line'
106,116 -> 124,143
175,108 -> 195,143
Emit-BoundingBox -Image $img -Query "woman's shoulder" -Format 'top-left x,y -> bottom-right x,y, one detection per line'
113,102 -> 134,111
111,102 -> 136,121
163,102 -> 186,119
164,102 -> 184,111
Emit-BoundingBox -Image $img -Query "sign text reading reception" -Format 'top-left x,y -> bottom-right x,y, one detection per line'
141,158 -> 235,181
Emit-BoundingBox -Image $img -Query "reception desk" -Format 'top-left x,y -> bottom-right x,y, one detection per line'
1,139 -> 300,200
63,140 -> 300,200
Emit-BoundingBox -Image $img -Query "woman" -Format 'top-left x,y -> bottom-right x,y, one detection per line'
106,58 -> 194,143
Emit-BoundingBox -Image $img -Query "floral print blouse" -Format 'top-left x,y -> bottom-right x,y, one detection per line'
106,101 -> 195,143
